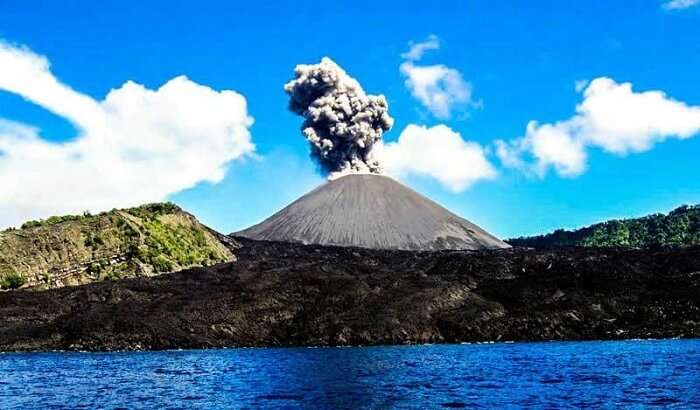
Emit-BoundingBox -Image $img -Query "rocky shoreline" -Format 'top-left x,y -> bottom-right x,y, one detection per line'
1,238 -> 699,351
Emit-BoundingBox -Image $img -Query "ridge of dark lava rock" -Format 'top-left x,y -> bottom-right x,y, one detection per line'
2,239 -> 699,352
235,173 -> 509,251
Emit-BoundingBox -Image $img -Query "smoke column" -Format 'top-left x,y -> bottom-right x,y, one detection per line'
284,57 -> 394,176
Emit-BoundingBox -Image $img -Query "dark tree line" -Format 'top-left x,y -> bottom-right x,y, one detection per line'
508,205 -> 700,249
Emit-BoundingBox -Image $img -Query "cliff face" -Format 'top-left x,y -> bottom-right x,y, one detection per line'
0,203 -> 235,290
1,238 -> 698,352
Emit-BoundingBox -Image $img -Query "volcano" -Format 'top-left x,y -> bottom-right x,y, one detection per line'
235,174 -> 509,251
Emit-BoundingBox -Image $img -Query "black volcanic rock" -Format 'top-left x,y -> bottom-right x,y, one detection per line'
1,239 -> 699,352
235,174 -> 509,250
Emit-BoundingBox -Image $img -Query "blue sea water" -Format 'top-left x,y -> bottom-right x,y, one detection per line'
1,340 -> 699,409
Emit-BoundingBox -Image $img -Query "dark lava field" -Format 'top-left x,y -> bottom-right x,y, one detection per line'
1,238 -> 699,351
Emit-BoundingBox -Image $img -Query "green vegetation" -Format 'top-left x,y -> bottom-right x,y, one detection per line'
126,202 -> 182,219
0,202 -> 233,290
508,205 -> 700,249
134,215 -> 222,272
21,214 -> 85,229
84,232 -> 105,248
1,271 -> 26,290
18,203 -> 182,230
104,263 -> 130,281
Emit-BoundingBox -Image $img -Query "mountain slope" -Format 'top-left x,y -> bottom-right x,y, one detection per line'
235,174 -> 509,251
508,205 -> 700,249
0,203 -> 235,290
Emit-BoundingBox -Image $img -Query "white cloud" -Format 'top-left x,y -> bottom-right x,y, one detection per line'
496,77 -> 700,177
662,0 -> 699,10
0,42 -> 254,228
574,79 -> 589,92
375,124 -> 496,192
496,121 -> 587,178
400,36 -> 479,119
401,34 -> 440,62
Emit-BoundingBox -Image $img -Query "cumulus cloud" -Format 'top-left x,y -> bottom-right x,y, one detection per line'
375,124 -> 496,192
0,42 -> 254,228
400,36 -> 479,119
401,34 -> 440,62
496,77 -> 700,177
662,0 -> 699,10
282,57 -> 493,191
495,121 -> 587,177
574,79 -> 589,93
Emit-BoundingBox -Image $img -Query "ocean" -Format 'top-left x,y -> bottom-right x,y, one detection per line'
1,339 -> 698,408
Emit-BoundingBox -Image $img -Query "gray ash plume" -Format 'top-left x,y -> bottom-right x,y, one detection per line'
284,57 -> 394,176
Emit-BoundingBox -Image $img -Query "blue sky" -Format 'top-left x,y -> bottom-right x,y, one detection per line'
1,0 -> 699,238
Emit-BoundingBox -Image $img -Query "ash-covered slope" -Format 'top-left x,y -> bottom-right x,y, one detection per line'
235,174 -> 509,250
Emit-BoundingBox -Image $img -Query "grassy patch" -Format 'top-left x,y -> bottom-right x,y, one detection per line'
135,217 -> 223,273
1,271 -> 26,290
